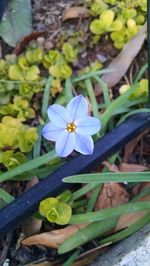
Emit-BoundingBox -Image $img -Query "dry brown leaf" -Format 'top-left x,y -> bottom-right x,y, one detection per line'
94,183 -> 129,211
27,262 -> 61,266
102,161 -> 119,172
62,7 -> 90,21
123,131 -> 146,163
115,194 -> 150,231
97,23 -> 147,90
22,224 -> 86,249
12,31 -> 46,55
132,182 -> 150,196
118,163 -> 149,172
73,245 -> 108,266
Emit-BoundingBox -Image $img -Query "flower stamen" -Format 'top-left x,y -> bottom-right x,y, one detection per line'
67,122 -> 76,133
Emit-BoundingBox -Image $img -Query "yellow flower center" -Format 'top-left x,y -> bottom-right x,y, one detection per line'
67,122 -> 76,133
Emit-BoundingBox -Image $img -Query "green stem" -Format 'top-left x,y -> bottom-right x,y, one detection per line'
65,78 -> 73,101
85,79 -> 100,120
94,76 -> 111,108
41,76 -> 52,120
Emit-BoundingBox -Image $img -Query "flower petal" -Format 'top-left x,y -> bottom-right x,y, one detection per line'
55,130 -> 76,157
47,104 -> 71,127
75,116 -> 101,135
42,122 -> 65,142
66,95 -> 88,121
75,134 -> 94,155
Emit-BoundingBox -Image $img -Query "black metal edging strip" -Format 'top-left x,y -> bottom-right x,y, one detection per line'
0,0 -> 7,22
0,113 -> 150,237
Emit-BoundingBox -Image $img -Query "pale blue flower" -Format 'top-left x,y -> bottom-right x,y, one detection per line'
42,95 -> 101,157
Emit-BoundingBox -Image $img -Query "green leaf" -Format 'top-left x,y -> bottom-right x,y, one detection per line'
41,76 -> 52,120
58,218 -> 117,254
71,69 -> 114,83
0,0 -> 32,47
0,188 -> 14,204
86,184 -> 102,212
63,249 -> 80,266
117,108 -> 150,125
99,212 -> 150,245
72,183 -> 98,201
64,78 -> 73,101
69,202 -> 150,224
0,150 -> 57,183
85,79 -> 100,120
63,172 -> 150,184
94,76 -> 111,108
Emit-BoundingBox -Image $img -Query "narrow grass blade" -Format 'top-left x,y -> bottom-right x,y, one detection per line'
41,76 -> 52,120
0,150 -> 57,183
59,218 -> 117,254
71,199 -> 88,209
117,109 -> 150,125
71,69 -> 114,83
133,63 -> 148,84
69,202 -> 150,224
94,76 -> 111,108
63,172 -> 150,184
85,79 -> 100,120
33,125 -> 43,158
71,183 -> 98,201
63,249 -> 80,266
0,188 -> 14,203
64,78 -> 73,101
99,212 -> 150,245
86,184 -> 102,212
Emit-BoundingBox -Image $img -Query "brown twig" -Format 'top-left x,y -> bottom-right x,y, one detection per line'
0,232 -> 12,266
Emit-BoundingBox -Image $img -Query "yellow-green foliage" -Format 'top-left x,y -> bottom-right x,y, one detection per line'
119,79 -> 148,99
78,60 -> 103,76
43,43 -> 77,80
0,96 -> 35,121
0,116 -> 38,169
62,43 -> 78,62
90,0 -> 147,49
49,63 -> 72,79
39,197 -> 72,225
0,150 -> 26,170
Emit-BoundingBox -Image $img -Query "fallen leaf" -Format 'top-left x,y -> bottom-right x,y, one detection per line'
118,163 -> 149,172
62,7 -> 90,21
132,182 -> 150,196
115,194 -> 150,231
73,245 -> 108,266
27,261 -> 61,266
94,183 -> 129,211
96,23 -> 147,91
12,31 -> 46,55
102,161 -> 119,172
22,224 -> 86,249
123,131 -> 147,163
